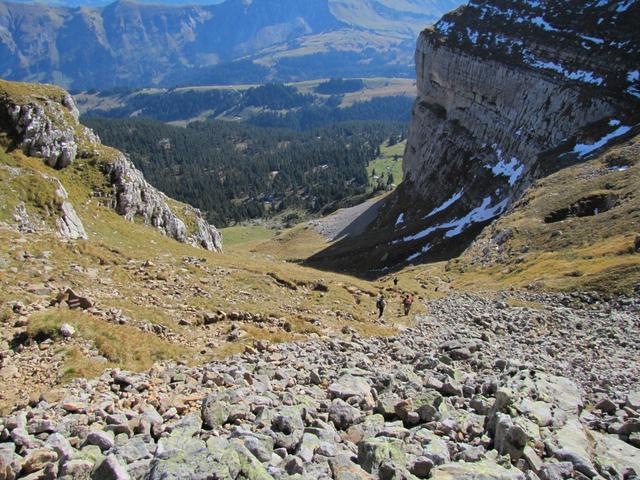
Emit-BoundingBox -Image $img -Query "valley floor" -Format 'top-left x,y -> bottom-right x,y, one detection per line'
0,290 -> 638,479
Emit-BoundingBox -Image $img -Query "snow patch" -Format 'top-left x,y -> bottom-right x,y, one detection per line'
407,243 -> 431,263
395,213 -> 405,227
616,0 -> 634,12
580,35 -> 605,44
424,190 -> 464,219
530,16 -> 560,31
396,196 -> 508,245
571,124 -> 632,157
436,20 -> 454,35
524,52 -> 604,85
488,153 -> 525,186
628,70 -> 640,82
466,28 -> 479,44
444,197 -> 509,238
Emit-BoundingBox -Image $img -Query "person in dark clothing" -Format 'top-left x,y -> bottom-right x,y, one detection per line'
376,293 -> 386,318
393,276 -> 398,287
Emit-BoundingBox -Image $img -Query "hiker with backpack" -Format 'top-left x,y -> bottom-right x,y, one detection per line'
402,293 -> 413,316
376,293 -> 386,318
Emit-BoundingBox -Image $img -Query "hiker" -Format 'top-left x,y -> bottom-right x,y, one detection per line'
376,293 -> 386,318
402,293 -> 413,316
393,276 -> 398,287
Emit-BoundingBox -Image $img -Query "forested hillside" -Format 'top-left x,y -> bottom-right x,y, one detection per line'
78,82 -> 414,129
83,118 -> 405,225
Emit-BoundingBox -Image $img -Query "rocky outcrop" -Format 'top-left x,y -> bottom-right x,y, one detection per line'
0,79 -> 222,252
0,92 -> 83,169
309,0 -> 640,274
106,153 -> 222,252
53,181 -> 88,241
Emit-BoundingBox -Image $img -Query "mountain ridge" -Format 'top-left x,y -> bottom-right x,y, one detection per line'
0,0 -> 462,89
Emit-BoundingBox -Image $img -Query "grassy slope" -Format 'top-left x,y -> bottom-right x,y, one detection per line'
405,135 -> 640,295
367,140 -> 406,187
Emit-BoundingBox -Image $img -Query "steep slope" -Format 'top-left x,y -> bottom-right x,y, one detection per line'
309,0 -> 640,274
0,79 -> 222,250
452,133 -> 640,294
0,0 -> 464,89
0,79 -> 411,413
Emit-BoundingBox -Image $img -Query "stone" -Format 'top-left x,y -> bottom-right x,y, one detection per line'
59,323 -> 76,338
92,454 -> 131,480
329,399 -> 363,431
84,430 -> 115,452
201,396 -> 230,429
328,375 -> 372,403
432,460 -> 526,480
357,437 -> 405,475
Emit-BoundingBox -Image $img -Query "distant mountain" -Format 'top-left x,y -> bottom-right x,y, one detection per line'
0,0 -> 463,89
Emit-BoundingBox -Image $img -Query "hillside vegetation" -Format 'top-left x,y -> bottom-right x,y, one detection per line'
84,117 -> 406,226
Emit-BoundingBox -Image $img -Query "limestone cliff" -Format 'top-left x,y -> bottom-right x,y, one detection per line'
309,0 -> 640,274
0,80 -> 222,251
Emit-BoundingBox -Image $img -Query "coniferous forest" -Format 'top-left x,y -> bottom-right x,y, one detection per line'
84,117 -> 406,226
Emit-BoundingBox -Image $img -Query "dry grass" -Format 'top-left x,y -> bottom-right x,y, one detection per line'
26,310 -> 186,374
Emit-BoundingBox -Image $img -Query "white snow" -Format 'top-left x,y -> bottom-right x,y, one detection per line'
436,21 -> 454,35
406,243 -> 431,262
616,0 -> 634,12
524,52 -> 604,86
627,87 -> 640,99
530,16 -> 560,32
628,70 -> 640,82
580,35 -> 605,44
488,154 -> 525,186
609,119 -> 621,126
466,28 -> 479,44
424,190 -> 464,219
396,196 -> 508,244
444,197 -> 509,238
572,124 -> 632,157
395,213 -> 405,227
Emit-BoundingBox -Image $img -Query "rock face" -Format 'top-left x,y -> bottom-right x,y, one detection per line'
310,0 -> 640,273
0,79 -> 222,251
106,153 -> 222,252
0,91 -> 83,169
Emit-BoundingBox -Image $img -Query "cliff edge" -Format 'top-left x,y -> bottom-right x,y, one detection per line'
308,0 -> 639,275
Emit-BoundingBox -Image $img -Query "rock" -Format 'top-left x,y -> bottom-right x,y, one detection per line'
284,456 -> 305,475
328,375 -> 373,405
594,398 -> 617,415
626,391 -> 640,411
65,289 -> 93,310
329,454 -> 374,480
329,399 -> 363,431
538,461 -> 574,480
494,413 -> 528,460
92,455 -> 131,480
269,406 -> 304,452
593,431 -> 640,477
432,460 -> 526,480
551,419 -> 598,478
59,323 -> 76,338
201,396 -> 229,429
106,153 -> 222,252
84,430 -> 115,452
357,437 -> 405,476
